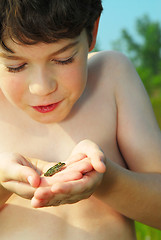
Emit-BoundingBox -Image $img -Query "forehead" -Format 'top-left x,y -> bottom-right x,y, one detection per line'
0,41 -> 78,61
0,30 -> 88,59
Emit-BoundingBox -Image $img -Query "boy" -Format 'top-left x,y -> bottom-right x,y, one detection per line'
0,0 -> 161,239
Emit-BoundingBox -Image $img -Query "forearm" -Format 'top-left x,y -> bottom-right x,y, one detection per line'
95,159 -> 161,230
0,184 -> 12,208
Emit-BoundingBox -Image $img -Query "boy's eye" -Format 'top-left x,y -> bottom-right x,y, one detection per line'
52,53 -> 77,65
5,53 -> 76,73
53,56 -> 74,65
6,63 -> 27,73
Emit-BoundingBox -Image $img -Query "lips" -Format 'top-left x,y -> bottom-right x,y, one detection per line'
32,102 -> 61,113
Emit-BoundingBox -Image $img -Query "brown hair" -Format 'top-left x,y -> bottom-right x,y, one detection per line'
0,0 -> 103,47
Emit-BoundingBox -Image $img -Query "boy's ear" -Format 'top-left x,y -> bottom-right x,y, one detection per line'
89,17 -> 100,52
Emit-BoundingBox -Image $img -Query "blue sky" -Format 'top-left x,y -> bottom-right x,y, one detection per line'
97,0 -> 161,51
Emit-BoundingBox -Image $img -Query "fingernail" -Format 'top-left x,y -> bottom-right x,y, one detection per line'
28,176 -> 33,185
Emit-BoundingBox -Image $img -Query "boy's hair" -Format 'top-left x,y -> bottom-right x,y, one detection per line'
0,0 -> 103,48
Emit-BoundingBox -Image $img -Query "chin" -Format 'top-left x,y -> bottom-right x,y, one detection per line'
28,111 -> 70,124
30,115 -> 64,124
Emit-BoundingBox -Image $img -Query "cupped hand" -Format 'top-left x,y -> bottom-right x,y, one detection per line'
31,139 -> 106,208
0,152 -> 41,199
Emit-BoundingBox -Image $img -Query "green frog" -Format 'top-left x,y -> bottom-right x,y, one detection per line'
44,162 -> 66,177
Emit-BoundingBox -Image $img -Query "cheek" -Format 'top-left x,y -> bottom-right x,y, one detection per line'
60,62 -> 88,97
0,74 -> 26,103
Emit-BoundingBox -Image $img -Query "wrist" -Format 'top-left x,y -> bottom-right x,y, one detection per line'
94,159 -> 122,199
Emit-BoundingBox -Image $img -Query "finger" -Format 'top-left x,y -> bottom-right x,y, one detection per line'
51,170 -> 101,195
40,170 -> 83,187
90,150 -> 106,173
66,158 -> 93,174
69,140 -> 106,173
66,153 -> 87,165
33,186 -> 53,200
31,197 -> 45,208
51,174 -> 90,195
31,194 -> 63,208
32,189 -> 84,208
31,186 -> 54,208
2,181 -> 35,199
3,164 -> 40,188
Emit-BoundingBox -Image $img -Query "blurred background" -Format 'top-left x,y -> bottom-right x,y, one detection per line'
96,1 -> 161,239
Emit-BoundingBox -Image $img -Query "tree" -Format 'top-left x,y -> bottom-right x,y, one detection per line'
112,15 -> 161,97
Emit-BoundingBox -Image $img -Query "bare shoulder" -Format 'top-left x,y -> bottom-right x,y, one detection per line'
87,51 -> 123,100
88,51 -> 161,172
88,50 -> 131,64
87,51 -> 138,93
88,50 -> 135,80
87,50 -> 143,109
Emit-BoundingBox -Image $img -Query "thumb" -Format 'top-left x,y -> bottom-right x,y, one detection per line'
90,151 -> 106,173
70,139 -> 106,173
5,164 -> 40,188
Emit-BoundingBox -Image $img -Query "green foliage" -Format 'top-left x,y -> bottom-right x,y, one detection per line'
136,16 -> 161,74
111,15 -> 161,98
112,15 -> 161,72
151,97 -> 161,128
137,66 -> 161,96
135,222 -> 161,240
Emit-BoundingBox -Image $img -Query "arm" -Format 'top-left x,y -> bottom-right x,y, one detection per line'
96,159 -> 161,229
95,52 -> 161,229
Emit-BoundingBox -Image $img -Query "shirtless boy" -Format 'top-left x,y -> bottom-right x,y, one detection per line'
0,1 -> 161,239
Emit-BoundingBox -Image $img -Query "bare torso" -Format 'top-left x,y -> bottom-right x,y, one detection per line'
0,52 -> 136,240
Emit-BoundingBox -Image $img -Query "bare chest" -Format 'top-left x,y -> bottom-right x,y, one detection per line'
0,96 -> 122,166
0,97 -> 124,170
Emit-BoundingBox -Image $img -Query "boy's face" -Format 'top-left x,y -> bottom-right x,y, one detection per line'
0,30 -> 89,123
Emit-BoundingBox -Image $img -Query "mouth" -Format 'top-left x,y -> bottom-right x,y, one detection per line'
32,101 -> 61,113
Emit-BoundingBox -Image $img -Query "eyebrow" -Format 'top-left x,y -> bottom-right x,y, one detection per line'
0,40 -> 79,60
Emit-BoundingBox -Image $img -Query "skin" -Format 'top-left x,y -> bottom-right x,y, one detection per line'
0,22 -> 161,239
0,31 -> 89,124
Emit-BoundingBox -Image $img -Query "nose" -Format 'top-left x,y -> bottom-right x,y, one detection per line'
29,67 -> 57,96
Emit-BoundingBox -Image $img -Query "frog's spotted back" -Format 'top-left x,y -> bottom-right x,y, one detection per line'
44,162 -> 66,177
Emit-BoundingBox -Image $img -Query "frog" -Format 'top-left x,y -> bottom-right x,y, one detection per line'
44,162 -> 66,177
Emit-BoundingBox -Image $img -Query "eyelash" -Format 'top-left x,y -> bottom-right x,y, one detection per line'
6,56 -> 75,73
53,56 -> 74,65
7,63 -> 27,73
